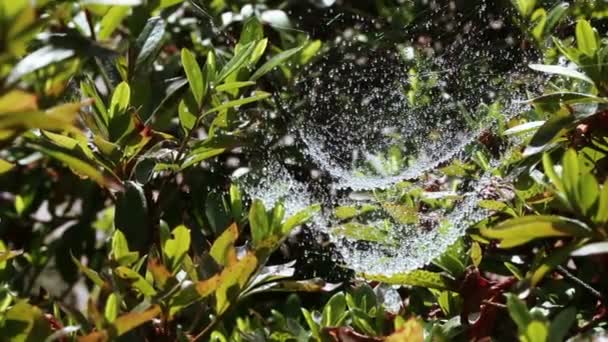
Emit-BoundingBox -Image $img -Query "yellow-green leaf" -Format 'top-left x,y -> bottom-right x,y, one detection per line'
181,48 -> 205,107
210,223 -> 239,266
0,158 -> 15,174
481,215 -> 592,248
204,91 -> 271,115
163,225 -> 191,272
360,270 -> 453,290
113,304 -> 161,336
575,19 -> 599,56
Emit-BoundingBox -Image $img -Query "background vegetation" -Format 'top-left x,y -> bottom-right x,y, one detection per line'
1,0 -> 608,341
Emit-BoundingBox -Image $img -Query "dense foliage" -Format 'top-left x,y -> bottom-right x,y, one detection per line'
1,0 -> 608,341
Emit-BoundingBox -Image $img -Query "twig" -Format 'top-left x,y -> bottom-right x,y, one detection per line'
556,265 -> 604,301
191,315 -> 220,341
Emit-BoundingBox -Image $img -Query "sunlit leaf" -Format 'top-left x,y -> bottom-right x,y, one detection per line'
321,292 -> 347,327
250,45 -> 303,81
163,225 -> 191,272
134,17 -> 166,73
204,91 -> 271,115
209,223 -> 238,266
72,254 -> 105,287
571,241 -> 608,257
215,81 -> 255,93
98,6 -> 130,40
0,90 -> 38,113
385,318 -> 424,342
181,48 -> 205,107
575,19 -> 599,57
113,304 -> 160,336
0,159 -> 15,174
215,253 -> 258,313
2,301 -> 52,341
114,266 -> 157,296
481,215 -> 592,248
249,199 -> 270,247
529,64 -> 593,84
360,270 -> 453,290
282,204 -> 320,234
7,46 -> 75,84
216,41 -> 256,83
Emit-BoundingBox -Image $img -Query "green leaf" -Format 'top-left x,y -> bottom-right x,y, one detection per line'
562,149 -> 580,206
82,0 -> 142,5
72,254 -> 105,287
111,230 -> 139,266
544,3 -> 569,35
109,82 -> 131,119
530,9 -> 547,42
80,79 -> 109,131
178,98 -> 197,132
248,39 -> 269,66
32,142 -> 107,186
525,321 -> 549,342
282,204 -> 320,234
270,203 -> 286,235
2,301 -> 53,342
180,146 -> 225,169
104,294 -> 119,323
0,158 -> 15,173
216,41 -> 256,83
433,239 -> 468,277
113,304 -> 161,336
321,292 -> 347,327
576,173 -> 599,216
114,266 -> 157,296
134,17 -> 166,73
210,223 -> 238,266
181,48 -> 206,107
0,90 -> 38,113
470,242 -> 482,267
527,92 -> 607,105
239,17 -> 264,45
481,215 -> 593,248
249,199 -> 270,246
215,253 -> 258,314
503,121 -> 545,136
204,91 -> 271,115
205,50 -> 217,84
98,6 -> 130,40
548,307 -> 576,341
529,64 -> 594,84
163,225 -> 191,272
0,249 -> 22,265
299,40 -> 322,64
542,153 -> 566,196
301,308 -> 320,339
1,102 -> 82,136
360,270 -> 453,290
7,46 -> 75,84
229,184 -> 243,221
523,114 -> 574,156
594,180 -> 608,224
215,81 -> 256,93
250,46 -> 303,81
575,19 -> 599,57
506,294 -> 532,331
513,0 -> 537,17
333,222 -> 391,244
